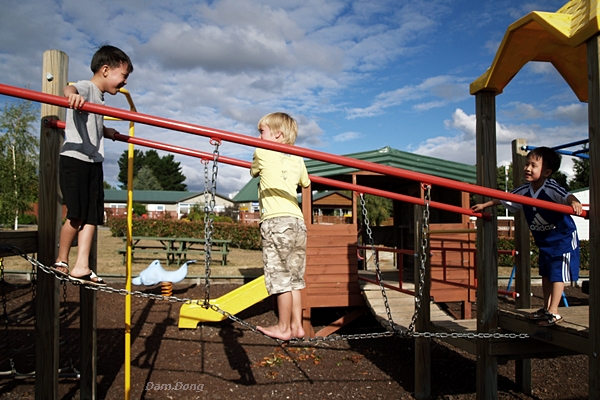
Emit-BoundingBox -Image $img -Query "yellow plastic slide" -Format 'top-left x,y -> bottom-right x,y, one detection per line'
178,275 -> 269,328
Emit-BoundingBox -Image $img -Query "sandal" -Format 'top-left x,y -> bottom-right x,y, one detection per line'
538,313 -> 563,326
49,261 -> 70,279
69,271 -> 106,286
527,307 -> 550,321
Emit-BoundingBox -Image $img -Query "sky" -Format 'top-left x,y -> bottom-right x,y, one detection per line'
0,0 -> 589,198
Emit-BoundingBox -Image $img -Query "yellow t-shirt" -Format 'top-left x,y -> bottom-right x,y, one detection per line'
250,147 -> 310,222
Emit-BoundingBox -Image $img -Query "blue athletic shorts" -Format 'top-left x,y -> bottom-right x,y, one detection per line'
538,248 -> 580,283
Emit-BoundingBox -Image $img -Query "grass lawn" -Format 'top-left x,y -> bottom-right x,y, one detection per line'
3,227 -> 263,279
2,227 -> 544,281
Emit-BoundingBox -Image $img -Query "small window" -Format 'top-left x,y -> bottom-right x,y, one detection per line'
147,204 -> 165,212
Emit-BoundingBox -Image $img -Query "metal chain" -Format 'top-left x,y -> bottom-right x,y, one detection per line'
352,187 -> 530,341
202,139 -> 220,307
30,256 -> 36,310
405,184 -> 528,339
14,249 -> 397,342
406,184 -> 432,335
359,194 -> 398,334
202,159 -> 212,305
5,242 -> 530,341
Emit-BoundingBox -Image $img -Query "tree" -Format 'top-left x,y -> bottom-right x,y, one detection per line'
117,149 -> 187,191
152,153 -> 187,191
568,155 -> 589,191
497,164 -> 510,216
133,165 -> 163,190
550,170 -> 568,189
0,100 -> 39,229
359,194 -> 392,226
104,181 -> 115,190
117,149 -> 146,189
497,164 -> 513,192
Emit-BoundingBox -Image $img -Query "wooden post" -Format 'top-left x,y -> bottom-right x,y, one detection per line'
586,35 -> 600,399
36,50 -> 68,400
512,139 -> 532,393
301,185 -> 314,337
474,90 -> 498,399
414,204 -> 431,399
301,184 -> 312,225
80,233 -> 98,399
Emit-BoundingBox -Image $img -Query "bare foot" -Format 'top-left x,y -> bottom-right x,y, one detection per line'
291,326 -> 305,339
256,325 -> 292,341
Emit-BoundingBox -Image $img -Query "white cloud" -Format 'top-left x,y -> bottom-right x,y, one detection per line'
501,102 -> 544,120
528,61 -> 556,75
346,75 -> 470,119
333,131 -> 362,142
552,103 -> 587,125
0,0 -> 588,197
412,107 -> 585,178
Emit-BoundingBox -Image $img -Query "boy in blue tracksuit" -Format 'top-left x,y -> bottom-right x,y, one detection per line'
472,147 -> 583,325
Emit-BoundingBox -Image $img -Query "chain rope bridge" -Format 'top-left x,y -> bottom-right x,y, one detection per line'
0,185 -> 530,344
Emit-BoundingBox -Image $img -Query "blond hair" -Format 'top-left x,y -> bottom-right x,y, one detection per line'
257,112 -> 298,145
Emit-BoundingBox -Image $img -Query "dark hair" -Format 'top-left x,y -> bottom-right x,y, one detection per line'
528,146 -> 561,173
90,45 -> 134,74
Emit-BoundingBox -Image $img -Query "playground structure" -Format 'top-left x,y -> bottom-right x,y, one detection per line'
469,1 -> 600,398
1,1 -> 600,398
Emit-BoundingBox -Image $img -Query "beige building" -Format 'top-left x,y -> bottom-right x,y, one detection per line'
104,190 -> 235,219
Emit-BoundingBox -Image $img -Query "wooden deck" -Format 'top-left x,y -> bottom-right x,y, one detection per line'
498,306 -> 589,355
359,270 -> 454,331
359,270 -> 588,360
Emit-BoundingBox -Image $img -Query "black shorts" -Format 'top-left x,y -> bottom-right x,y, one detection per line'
59,156 -> 104,226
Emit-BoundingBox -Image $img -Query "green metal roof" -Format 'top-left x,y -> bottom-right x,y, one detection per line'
104,190 -> 202,204
233,146 -> 476,203
233,177 -> 261,203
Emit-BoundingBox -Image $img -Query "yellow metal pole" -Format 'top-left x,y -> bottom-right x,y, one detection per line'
125,120 -> 134,400
108,88 -> 136,400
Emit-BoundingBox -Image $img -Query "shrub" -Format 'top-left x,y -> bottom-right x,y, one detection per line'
132,202 -> 147,217
18,213 -> 37,225
106,216 -> 261,250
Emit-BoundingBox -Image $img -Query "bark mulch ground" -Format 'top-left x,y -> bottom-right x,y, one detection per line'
0,277 -> 590,399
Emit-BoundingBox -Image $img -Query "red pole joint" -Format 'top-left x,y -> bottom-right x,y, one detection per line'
43,118 -> 65,129
481,211 -> 493,221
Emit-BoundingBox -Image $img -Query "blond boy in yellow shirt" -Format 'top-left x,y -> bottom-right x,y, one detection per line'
250,112 -> 310,340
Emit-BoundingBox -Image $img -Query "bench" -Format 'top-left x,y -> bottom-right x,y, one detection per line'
118,237 -> 231,266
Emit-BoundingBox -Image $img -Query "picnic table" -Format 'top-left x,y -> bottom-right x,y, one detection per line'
118,236 -> 231,266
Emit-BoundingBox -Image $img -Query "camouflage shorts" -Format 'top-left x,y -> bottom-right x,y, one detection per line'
260,216 -> 307,295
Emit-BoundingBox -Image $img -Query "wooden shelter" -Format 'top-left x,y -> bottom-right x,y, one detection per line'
235,146 -> 478,336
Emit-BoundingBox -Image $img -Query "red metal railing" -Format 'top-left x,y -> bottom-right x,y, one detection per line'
1,82 -> 586,220
0,83 -> 565,304
356,244 -> 519,299
357,245 -> 415,295
43,119 -> 484,218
